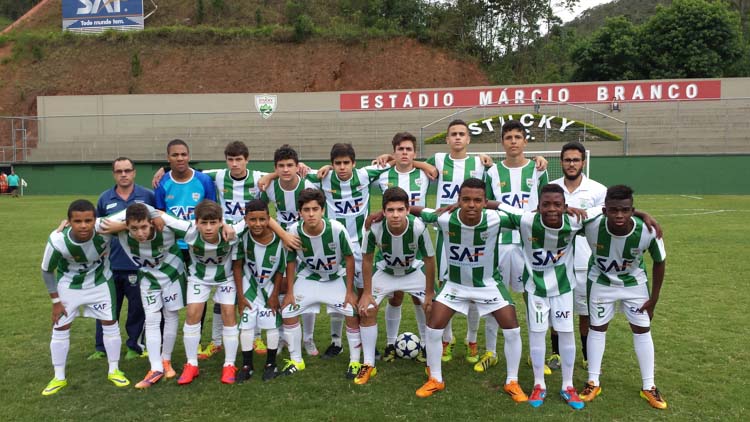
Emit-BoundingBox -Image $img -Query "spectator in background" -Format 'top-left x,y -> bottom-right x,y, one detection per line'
7,168 -> 20,197
610,97 -> 621,112
0,171 -> 7,194
533,96 -> 541,114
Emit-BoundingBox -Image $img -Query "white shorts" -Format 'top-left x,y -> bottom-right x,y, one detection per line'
435,282 -> 513,317
526,291 -> 574,333
55,282 -> 116,328
352,243 -> 363,289
239,299 -> 281,331
141,278 -> 185,313
588,282 -> 651,328
187,279 -> 236,305
282,276 -> 354,318
498,244 -> 524,293
371,269 -> 426,305
574,268 -> 589,315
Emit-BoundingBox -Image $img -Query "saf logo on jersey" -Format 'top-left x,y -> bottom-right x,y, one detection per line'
305,255 -> 337,272
531,247 -> 566,266
164,293 -> 178,303
196,255 -> 225,265
440,184 -> 460,201
501,193 -> 530,208
596,257 -> 634,273
132,254 -> 163,268
333,198 -> 365,215
382,252 -> 415,268
169,206 -> 195,220
448,245 -> 485,264
555,310 -> 571,319
278,210 -> 299,223
410,192 -> 421,205
224,201 -> 245,217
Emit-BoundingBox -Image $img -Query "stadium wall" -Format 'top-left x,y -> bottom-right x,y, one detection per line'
12,155 -> 750,196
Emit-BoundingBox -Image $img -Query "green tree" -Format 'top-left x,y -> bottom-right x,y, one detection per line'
0,0 -> 38,21
571,16 -> 642,81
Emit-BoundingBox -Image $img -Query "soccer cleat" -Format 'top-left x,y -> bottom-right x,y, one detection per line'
416,345 -> 427,363
321,342 -> 343,359
236,365 -> 253,384
198,342 -> 223,360
125,347 -> 146,361
346,361 -> 362,379
528,384 -> 547,408
640,386 -> 668,409
253,337 -> 267,355
465,341 -> 479,363
162,360 -> 177,379
353,364 -> 377,385
580,381 -> 602,402
177,363 -> 199,385
504,380 -> 529,403
527,355 -> 552,375
221,365 -> 237,384
262,364 -> 278,381
382,344 -> 397,362
560,386 -> 585,410
135,370 -> 163,389
441,338 -> 456,362
280,359 -> 305,376
87,350 -> 105,360
304,339 -> 319,357
546,354 -> 561,371
42,378 -> 68,396
107,369 -> 130,387
473,351 -> 499,373
416,377 -> 445,398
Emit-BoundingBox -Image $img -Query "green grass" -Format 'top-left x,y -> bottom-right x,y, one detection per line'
0,194 -> 748,420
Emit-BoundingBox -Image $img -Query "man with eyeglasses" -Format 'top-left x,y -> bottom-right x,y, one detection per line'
88,157 -> 156,361
549,142 -> 606,371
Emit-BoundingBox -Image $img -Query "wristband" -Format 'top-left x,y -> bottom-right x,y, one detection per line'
51,297 -> 61,304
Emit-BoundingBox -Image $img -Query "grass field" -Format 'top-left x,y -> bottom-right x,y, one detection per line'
0,194 -> 748,421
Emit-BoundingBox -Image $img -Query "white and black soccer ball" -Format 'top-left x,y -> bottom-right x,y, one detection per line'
395,332 -> 421,359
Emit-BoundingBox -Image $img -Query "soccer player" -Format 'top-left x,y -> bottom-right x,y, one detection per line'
40,199 -> 130,395
355,187 -> 436,384
549,142 -> 607,370
579,185 -> 668,410
280,188 -> 361,379
412,178 -> 526,402
232,199 -> 289,382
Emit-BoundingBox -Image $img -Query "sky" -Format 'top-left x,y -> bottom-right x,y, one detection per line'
553,0 -> 615,22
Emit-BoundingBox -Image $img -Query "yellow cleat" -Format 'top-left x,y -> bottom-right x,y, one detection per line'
640,387 -> 668,409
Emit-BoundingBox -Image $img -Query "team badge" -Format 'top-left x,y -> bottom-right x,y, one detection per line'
192,192 -> 200,201
630,248 -> 641,256
480,231 -> 490,240
408,243 -> 417,250
470,170 -> 482,179
254,94 -> 277,119
526,178 -> 534,189
415,178 -> 423,186
328,242 -> 337,250
269,256 -> 277,263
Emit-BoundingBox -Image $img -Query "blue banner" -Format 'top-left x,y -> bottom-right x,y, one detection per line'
62,0 -> 144,32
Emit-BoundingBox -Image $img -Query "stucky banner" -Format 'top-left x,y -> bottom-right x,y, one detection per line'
339,80 -> 722,111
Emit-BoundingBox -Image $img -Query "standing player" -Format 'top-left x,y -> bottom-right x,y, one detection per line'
355,187 -> 436,384
40,200 -> 130,395
579,185 -> 668,409
549,142 -> 606,370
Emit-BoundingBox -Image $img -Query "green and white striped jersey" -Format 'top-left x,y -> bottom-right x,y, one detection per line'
260,175 -> 317,230
234,231 -> 289,302
363,214 -> 435,276
287,219 -> 353,282
375,167 -> 430,207
497,160 -> 549,244
41,227 -> 112,290
164,218 -> 239,285
204,168 -> 267,223
307,165 -> 387,245
420,208 -> 510,288
426,153 -> 502,208
584,216 -> 666,288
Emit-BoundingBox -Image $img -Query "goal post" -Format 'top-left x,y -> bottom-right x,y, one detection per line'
469,150 -> 591,182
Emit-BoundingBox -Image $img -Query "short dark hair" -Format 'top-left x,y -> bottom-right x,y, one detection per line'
392,132 -> 417,151
501,120 -> 525,137
274,144 -> 299,165
68,199 -> 96,219
224,141 -> 249,159
447,119 -> 468,133
194,200 -> 222,221
112,157 -> 134,171
382,187 -> 409,209
244,199 -> 268,214
460,177 -> 486,194
330,143 -> 355,163
125,203 -> 150,223
606,185 -> 634,203
167,139 -> 189,154
560,142 -> 586,160
298,188 -> 326,210
541,183 -> 565,196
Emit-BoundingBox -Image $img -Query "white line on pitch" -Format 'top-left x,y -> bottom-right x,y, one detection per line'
680,195 -> 703,200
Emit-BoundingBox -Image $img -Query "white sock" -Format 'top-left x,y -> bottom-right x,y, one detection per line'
558,331 -> 576,389
425,326 -> 444,382
484,316 -> 498,355
211,307 -> 223,346
302,313 -> 316,342
240,329 -> 254,352
503,327 -> 522,384
360,324 -> 378,365
529,330 -> 547,389
284,323 -> 303,362
346,326 -> 361,363
443,319 -> 453,343
330,314 -> 344,346
385,303 -> 401,345
222,325 -> 239,366
183,322 -> 201,366
161,309 -> 179,361
466,304 -> 479,343
102,323 -> 121,373
50,329 -> 70,380
413,303 -> 427,342
586,330 -> 606,386
144,312 -> 163,372
633,331 -> 656,390
266,328 -> 280,350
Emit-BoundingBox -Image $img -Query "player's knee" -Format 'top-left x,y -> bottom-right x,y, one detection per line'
630,324 -> 649,334
101,320 -> 117,326
590,324 -> 608,332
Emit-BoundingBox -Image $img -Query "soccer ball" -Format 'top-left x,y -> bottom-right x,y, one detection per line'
395,332 -> 421,359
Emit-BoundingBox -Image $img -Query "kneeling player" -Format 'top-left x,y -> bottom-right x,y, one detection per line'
355,187 -> 436,384
579,185 -> 667,409
232,200 -> 288,382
